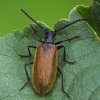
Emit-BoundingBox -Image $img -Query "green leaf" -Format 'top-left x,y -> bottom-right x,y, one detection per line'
0,7 -> 100,100
93,0 -> 100,3
76,0 -> 100,38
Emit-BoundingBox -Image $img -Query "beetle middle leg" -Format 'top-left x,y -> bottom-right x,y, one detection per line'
19,46 -> 36,57
57,45 -> 75,64
57,67 -> 71,99
19,61 -> 33,91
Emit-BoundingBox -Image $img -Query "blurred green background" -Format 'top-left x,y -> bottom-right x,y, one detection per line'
0,0 -> 91,37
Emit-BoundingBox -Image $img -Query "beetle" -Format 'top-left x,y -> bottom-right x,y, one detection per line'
19,9 -> 88,99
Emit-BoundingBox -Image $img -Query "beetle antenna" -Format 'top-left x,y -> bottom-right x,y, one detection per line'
21,9 -> 47,32
55,18 -> 89,32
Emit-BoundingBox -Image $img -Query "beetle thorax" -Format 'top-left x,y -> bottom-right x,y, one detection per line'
44,31 -> 56,43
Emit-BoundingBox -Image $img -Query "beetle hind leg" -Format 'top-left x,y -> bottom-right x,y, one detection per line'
19,61 -> 33,91
57,67 -> 71,99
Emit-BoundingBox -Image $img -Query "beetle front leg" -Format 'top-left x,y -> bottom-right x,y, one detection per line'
30,24 -> 42,42
55,35 -> 80,45
57,45 -> 75,64
19,46 -> 36,57
19,61 -> 33,91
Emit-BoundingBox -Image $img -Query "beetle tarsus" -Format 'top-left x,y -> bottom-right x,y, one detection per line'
19,81 -> 30,91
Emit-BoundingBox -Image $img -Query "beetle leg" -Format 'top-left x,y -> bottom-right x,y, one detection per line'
57,67 -> 71,99
57,45 -> 75,64
19,61 -> 33,91
19,46 -> 36,57
30,24 -> 42,42
55,35 -> 80,45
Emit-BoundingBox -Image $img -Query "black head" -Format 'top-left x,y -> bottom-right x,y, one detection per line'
21,9 -> 89,44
